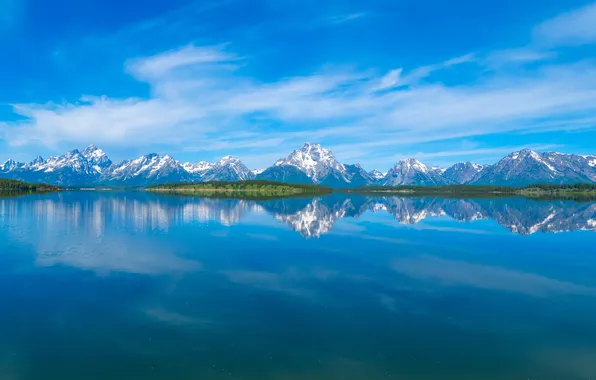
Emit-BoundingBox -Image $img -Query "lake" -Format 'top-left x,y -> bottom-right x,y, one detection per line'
1,191 -> 596,379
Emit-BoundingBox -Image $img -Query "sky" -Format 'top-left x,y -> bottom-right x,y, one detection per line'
1,0 -> 596,171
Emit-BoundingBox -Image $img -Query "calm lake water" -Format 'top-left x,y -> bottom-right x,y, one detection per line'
1,192 -> 596,379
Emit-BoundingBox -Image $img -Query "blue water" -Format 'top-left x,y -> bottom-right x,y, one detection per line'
1,191 -> 596,379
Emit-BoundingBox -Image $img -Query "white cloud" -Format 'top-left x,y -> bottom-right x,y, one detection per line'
128,44 -> 239,79
401,144 -> 562,161
485,48 -> 556,66
2,4 -> 596,167
534,2 -> 596,46
328,13 -> 367,24
376,69 -> 402,91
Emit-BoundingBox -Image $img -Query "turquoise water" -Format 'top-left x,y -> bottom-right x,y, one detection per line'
1,192 -> 596,379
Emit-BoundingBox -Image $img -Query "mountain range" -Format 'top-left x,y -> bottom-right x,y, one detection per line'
1,143 -> 595,187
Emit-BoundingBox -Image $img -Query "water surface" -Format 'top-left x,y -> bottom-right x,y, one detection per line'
1,192 -> 596,379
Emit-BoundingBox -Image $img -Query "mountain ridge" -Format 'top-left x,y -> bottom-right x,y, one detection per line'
2,143 -> 595,187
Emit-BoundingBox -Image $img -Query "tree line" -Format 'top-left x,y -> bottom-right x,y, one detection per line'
0,178 -> 60,192
148,180 -> 332,193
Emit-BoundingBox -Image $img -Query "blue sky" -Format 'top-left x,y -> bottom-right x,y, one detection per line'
1,0 -> 596,171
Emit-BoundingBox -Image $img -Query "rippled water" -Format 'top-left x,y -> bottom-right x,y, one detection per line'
1,191 -> 596,379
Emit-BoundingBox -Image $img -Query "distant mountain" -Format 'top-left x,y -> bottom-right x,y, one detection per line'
443,162 -> 487,184
259,143 -> 346,185
256,143 -> 379,187
431,166 -> 446,175
81,145 -> 112,172
101,153 -> 191,186
1,144 -> 595,187
342,164 -> 376,188
181,161 -> 212,175
256,164 -> 314,184
0,148 -> 103,186
471,149 -> 596,186
382,159 -> 447,186
0,159 -> 24,172
200,156 -> 255,182
369,169 -> 385,180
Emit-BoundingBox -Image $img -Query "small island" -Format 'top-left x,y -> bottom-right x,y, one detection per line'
147,180 -> 332,198
0,178 -> 61,193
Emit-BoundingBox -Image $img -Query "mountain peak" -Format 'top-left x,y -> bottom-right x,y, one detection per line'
300,142 -> 323,150
369,169 -> 386,180
509,148 -> 539,160
217,155 -> 241,165
275,143 -> 344,182
383,158 -> 445,186
394,158 -> 429,174
182,161 -> 213,174
1,159 -> 24,172
30,156 -> 44,164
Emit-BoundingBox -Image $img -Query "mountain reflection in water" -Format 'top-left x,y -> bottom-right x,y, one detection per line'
1,192 -> 594,238
2,191 -> 596,380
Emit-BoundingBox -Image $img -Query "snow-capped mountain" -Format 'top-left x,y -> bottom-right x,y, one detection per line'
382,159 -> 447,186
443,162 -> 487,184
200,156 -> 255,182
431,166 -> 447,175
2,144 -> 596,187
81,144 -> 112,173
369,169 -> 385,180
1,148 -> 103,185
181,161 -> 212,175
0,159 -> 24,172
273,143 -> 345,182
257,143 -> 380,187
471,149 -> 596,186
259,142 -> 353,186
102,153 -> 192,186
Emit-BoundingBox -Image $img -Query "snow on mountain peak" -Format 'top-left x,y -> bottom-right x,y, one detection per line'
182,161 -> 213,174
1,159 -> 24,172
82,145 -> 106,159
275,143 -> 345,181
217,155 -> 241,165
431,166 -> 447,174
80,145 -> 112,173
200,155 -> 253,181
30,156 -> 44,165
369,169 -> 385,180
397,158 -> 429,173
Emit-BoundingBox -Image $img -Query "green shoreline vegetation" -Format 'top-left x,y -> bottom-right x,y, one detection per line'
147,181 -> 596,200
342,183 -> 596,200
4,178 -> 596,200
147,180 -> 333,198
0,178 -> 61,193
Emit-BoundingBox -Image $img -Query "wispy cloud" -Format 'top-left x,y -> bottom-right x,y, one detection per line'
128,44 -> 240,79
328,13 -> 367,24
534,2 -> 596,46
400,144 -> 563,161
2,3 -> 596,167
